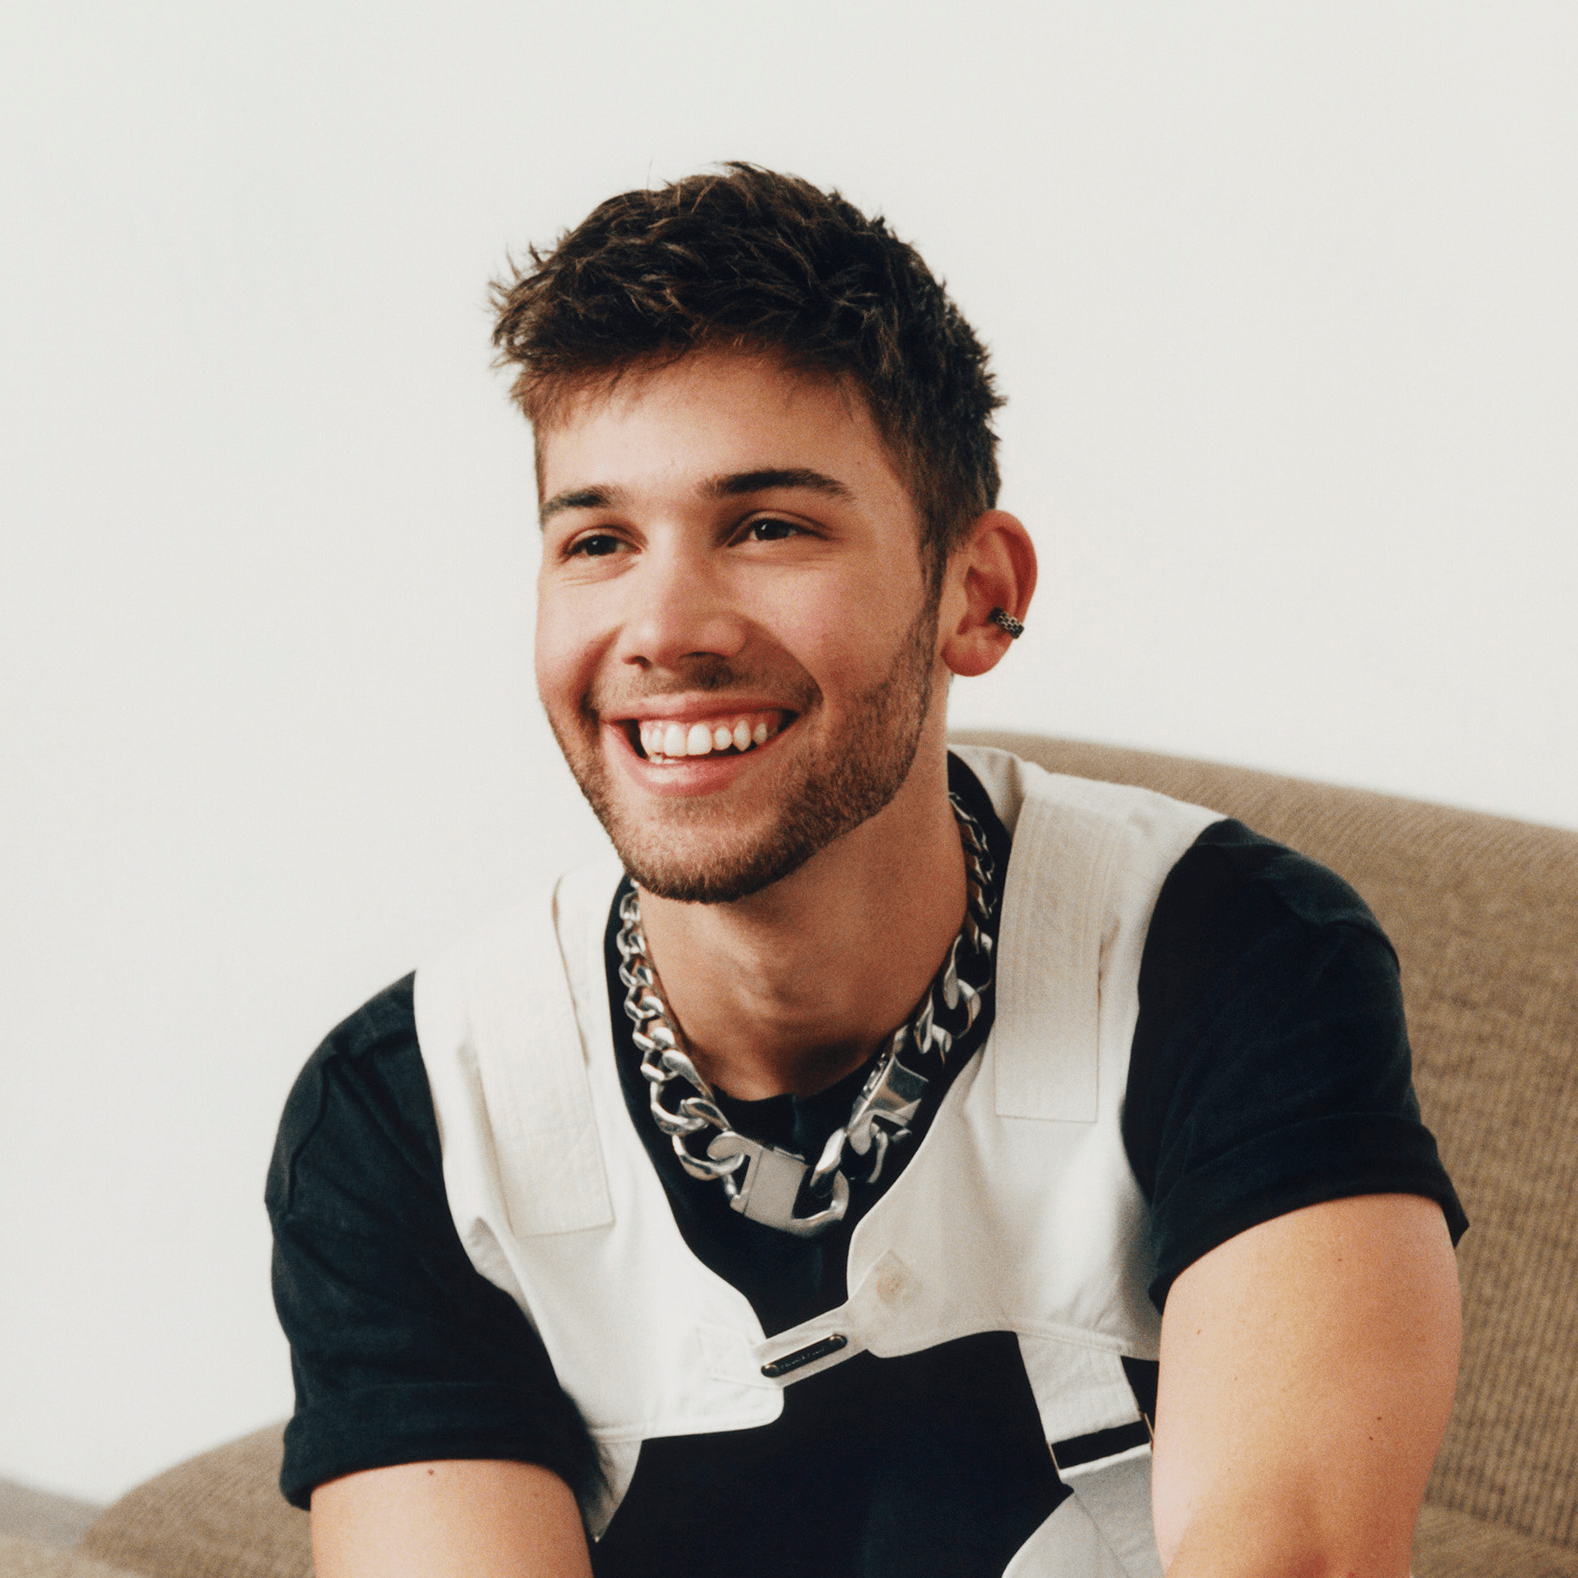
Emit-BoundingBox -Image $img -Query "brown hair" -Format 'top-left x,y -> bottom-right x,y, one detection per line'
490,163 -> 1003,574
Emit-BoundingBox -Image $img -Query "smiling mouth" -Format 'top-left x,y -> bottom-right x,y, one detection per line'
626,709 -> 791,763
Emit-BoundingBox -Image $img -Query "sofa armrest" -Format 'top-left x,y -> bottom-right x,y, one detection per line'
77,1427 -> 310,1578
1414,1503 -> 1578,1578
0,1533 -> 143,1578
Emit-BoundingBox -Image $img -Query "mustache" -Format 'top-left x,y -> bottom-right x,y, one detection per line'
587,657 -> 818,712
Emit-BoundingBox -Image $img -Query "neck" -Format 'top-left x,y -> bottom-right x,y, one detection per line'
635,741 -> 966,1101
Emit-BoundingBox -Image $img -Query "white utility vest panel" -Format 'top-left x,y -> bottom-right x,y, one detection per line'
415,748 -> 1222,1574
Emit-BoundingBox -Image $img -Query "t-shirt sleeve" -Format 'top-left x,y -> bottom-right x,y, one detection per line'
266,975 -> 598,1509
1123,820 -> 1468,1311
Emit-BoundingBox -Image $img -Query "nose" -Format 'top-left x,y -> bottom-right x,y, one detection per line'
611,538 -> 749,672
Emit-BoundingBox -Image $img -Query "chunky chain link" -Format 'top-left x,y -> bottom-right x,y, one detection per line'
615,793 -> 999,1237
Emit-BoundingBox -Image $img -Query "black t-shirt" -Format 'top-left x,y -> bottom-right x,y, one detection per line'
267,758 -> 1466,1577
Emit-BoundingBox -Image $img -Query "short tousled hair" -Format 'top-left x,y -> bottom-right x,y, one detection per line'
489,163 -> 1004,569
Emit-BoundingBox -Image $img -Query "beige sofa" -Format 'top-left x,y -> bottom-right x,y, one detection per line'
12,737 -> 1576,1577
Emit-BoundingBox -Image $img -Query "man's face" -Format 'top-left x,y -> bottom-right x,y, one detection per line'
534,348 -> 947,904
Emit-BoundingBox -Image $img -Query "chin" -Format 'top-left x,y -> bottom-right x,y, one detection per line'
605,717 -> 928,903
616,821 -> 826,905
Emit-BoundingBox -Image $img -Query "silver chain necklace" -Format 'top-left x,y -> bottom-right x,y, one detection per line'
616,795 -> 999,1238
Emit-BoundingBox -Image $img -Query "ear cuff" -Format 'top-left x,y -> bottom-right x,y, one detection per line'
989,607 -> 1025,639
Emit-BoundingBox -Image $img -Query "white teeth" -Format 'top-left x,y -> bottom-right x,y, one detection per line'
638,712 -> 782,759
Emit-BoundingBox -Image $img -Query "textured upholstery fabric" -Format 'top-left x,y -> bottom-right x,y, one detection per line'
0,1535 -> 140,1578
959,733 -> 1578,1563
1413,1505 -> 1578,1577
71,739 -> 1576,1574
79,1428 -> 310,1578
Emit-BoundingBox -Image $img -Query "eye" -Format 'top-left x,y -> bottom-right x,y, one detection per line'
565,531 -> 626,559
742,516 -> 807,543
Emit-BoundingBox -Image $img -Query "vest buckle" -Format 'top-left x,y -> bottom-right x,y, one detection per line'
706,1133 -> 851,1237
760,1333 -> 849,1379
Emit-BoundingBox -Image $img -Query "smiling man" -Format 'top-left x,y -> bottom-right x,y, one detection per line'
269,166 -> 1467,1578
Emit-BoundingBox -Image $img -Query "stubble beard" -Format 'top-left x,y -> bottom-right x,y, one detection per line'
551,598 -> 941,905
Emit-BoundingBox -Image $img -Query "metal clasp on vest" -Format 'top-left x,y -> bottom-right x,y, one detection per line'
760,1333 -> 849,1379
706,1133 -> 850,1237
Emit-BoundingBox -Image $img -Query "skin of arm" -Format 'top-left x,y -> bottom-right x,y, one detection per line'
1151,1192 -> 1462,1578
310,1459 -> 593,1578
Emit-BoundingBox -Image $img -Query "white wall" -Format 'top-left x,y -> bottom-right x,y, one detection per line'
3,0 -> 1573,1503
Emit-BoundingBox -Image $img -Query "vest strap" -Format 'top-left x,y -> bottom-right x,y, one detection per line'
415,876 -> 614,1239
992,797 -> 1116,1121
1052,1440 -> 1164,1578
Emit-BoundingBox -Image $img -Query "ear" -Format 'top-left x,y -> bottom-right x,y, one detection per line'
938,511 -> 1038,678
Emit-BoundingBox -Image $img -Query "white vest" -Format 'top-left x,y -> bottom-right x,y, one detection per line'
414,748 -> 1221,1575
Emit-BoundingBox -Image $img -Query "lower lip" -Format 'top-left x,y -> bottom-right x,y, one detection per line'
608,720 -> 791,796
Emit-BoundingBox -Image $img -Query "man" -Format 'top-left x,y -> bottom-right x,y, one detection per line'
269,165 -> 1466,1578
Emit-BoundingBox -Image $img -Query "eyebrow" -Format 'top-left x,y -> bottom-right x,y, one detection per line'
538,468 -> 853,527
539,484 -> 628,526
707,467 -> 855,503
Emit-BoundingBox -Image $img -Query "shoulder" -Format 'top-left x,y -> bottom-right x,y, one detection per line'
1134,820 -> 1407,1089
416,856 -> 625,1014
950,745 -> 1387,982
1132,819 -> 1407,1112
953,747 -> 1226,930
1158,818 -> 1385,935
1142,819 -> 1393,1003
952,743 -> 1220,839
266,974 -> 445,1237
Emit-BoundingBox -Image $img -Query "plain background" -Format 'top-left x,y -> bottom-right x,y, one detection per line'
3,0 -> 1574,1505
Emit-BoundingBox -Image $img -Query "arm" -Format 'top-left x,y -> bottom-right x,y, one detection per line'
269,985 -> 602,1557
1152,1192 -> 1461,1578
311,1459 -> 593,1578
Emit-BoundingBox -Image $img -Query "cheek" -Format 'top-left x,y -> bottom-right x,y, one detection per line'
763,584 -> 920,696
756,585 -> 857,668
783,557 -> 924,640
533,590 -> 594,710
